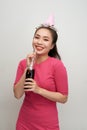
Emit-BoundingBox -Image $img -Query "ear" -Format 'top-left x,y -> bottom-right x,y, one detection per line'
50,44 -> 54,50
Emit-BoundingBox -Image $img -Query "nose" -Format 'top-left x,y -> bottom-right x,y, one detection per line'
37,38 -> 42,44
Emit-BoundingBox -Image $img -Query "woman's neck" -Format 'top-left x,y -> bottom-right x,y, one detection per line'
35,55 -> 49,64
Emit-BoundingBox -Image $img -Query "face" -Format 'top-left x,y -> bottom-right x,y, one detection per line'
32,28 -> 54,56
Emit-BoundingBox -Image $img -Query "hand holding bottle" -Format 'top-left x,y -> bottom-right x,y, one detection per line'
24,52 -> 36,89
24,78 -> 40,93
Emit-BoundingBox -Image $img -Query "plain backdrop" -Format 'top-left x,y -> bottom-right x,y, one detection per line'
0,0 -> 87,130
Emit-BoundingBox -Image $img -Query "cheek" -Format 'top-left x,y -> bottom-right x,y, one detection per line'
32,39 -> 36,45
32,40 -> 35,48
46,43 -> 53,49
33,39 -> 38,45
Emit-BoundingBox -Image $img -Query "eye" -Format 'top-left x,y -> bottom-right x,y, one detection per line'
44,39 -> 49,41
34,36 -> 39,39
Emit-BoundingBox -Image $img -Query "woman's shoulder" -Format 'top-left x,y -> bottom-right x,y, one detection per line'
49,57 -> 67,72
49,57 -> 63,66
49,57 -> 67,70
18,58 -> 27,68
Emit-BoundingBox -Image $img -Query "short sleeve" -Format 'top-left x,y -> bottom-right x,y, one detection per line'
54,61 -> 68,95
14,59 -> 26,85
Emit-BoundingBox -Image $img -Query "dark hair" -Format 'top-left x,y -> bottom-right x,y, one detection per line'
34,26 -> 61,60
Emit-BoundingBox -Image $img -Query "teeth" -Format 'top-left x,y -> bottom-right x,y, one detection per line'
36,46 -> 43,50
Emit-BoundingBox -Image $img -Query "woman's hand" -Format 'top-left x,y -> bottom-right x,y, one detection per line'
26,52 -> 36,67
24,78 -> 68,103
24,78 -> 40,93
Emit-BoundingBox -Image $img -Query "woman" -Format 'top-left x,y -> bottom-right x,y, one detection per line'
13,17 -> 68,130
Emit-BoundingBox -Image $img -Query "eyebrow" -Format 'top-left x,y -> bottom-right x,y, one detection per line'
35,34 -> 50,39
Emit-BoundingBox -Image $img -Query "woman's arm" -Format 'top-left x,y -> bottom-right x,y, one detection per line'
24,79 -> 68,103
13,69 -> 26,99
38,87 -> 68,103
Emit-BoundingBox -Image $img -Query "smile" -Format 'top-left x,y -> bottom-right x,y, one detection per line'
35,46 -> 44,51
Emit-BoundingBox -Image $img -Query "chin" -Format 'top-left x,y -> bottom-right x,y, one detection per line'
35,50 -> 43,54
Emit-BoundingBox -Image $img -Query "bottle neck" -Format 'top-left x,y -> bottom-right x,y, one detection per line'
29,57 -> 34,70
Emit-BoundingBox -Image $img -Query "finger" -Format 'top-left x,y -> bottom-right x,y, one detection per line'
24,88 -> 32,91
24,79 -> 34,88
26,54 -> 32,67
24,81 -> 33,86
27,53 -> 36,60
24,85 -> 32,90
26,56 -> 31,67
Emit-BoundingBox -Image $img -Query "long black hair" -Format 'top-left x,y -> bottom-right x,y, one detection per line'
34,26 -> 61,60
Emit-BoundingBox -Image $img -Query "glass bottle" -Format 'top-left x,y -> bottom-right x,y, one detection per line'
26,57 -> 35,79
24,57 -> 35,89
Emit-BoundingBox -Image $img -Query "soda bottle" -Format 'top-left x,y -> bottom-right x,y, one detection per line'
24,57 -> 35,89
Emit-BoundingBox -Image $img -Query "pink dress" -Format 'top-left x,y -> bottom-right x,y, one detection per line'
14,57 -> 68,130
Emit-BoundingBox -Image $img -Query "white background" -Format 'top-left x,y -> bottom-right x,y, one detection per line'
0,0 -> 87,130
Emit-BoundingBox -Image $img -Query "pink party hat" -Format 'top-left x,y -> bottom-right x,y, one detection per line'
36,14 -> 57,32
44,14 -> 55,26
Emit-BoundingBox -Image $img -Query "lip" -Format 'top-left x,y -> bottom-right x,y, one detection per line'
35,45 -> 44,51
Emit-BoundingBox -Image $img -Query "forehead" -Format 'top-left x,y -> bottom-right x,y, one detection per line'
35,28 -> 52,38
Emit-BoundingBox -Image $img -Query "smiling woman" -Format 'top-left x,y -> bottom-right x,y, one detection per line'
34,25 -> 61,60
13,15 -> 68,130
33,28 -> 54,57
